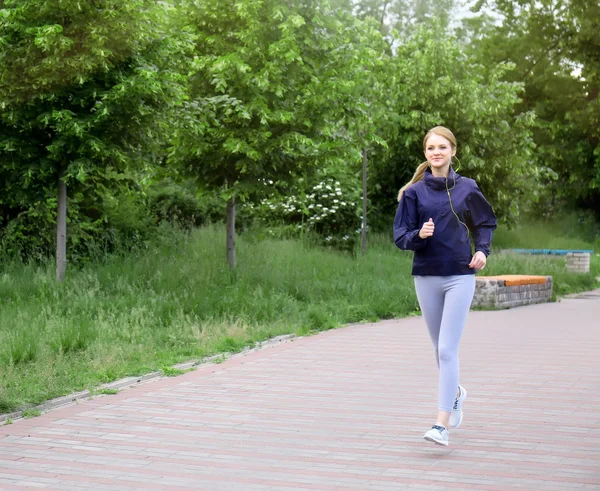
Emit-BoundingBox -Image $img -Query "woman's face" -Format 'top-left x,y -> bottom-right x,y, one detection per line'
424,133 -> 455,175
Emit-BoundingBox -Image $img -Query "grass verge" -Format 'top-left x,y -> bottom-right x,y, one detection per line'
0,226 -> 416,413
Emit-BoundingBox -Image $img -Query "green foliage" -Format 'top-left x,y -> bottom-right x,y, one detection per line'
171,0 -> 389,201
96,185 -> 156,245
302,177 -> 362,252
0,0 -> 596,266
243,173 -> 362,252
214,336 -> 247,353
0,0 -> 190,262
337,0 -> 456,38
0,202 -> 57,260
147,182 -> 205,229
96,388 -> 119,395
370,24 -> 538,229
463,0 -> 600,218
161,366 -> 186,377
146,180 -> 227,229
0,181 -> 159,262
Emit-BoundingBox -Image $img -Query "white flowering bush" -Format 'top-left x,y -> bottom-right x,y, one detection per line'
242,176 -> 362,252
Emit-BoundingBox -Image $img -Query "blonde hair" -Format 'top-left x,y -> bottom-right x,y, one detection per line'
397,126 -> 457,201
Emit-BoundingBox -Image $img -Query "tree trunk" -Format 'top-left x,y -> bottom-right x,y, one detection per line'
361,147 -> 368,256
226,196 -> 236,269
380,0 -> 390,30
56,167 -> 67,282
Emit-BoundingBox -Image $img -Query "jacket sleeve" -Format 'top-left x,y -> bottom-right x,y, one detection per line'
466,183 -> 497,256
393,190 -> 427,251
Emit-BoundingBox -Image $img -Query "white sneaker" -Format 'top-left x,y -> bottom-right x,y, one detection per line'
424,425 -> 449,446
449,385 -> 467,428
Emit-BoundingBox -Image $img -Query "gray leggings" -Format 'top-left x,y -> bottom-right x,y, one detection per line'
414,275 -> 476,412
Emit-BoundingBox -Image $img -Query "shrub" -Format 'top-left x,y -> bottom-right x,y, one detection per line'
0,185 -> 157,263
147,182 -> 204,229
242,174 -> 362,253
0,203 -> 56,261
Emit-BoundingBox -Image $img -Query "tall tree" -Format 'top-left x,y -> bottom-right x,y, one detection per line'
333,0 -> 456,37
171,0 -> 388,267
369,24 -> 539,228
335,17 -> 395,254
463,0 -> 600,216
0,0 -> 188,278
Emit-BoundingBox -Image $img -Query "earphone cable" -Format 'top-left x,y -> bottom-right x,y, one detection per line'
445,159 -> 470,238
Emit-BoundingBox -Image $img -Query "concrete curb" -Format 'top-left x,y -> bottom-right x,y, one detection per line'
0,333 -> 297,425
564,286 -> 600,299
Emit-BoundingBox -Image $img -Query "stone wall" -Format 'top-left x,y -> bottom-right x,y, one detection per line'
511,249 -> 592,273
472,275 -> 553,309
567,252 -> 591,273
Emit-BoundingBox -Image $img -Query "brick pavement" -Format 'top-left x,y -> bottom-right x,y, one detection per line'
1,291 -> 599,490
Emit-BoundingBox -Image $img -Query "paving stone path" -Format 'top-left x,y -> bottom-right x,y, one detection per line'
1,290 -> 599,490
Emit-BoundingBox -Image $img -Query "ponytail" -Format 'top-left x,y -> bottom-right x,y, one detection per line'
397,161 -> 429,201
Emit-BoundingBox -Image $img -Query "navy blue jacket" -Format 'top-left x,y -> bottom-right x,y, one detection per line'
393,168 -> 497,276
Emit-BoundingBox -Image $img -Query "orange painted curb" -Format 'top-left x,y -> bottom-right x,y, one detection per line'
477,274 -> 547,286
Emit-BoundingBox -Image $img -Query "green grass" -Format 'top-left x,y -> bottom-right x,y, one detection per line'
0,226 -> 417,413
22,409 -> 41,418
489,218 -> 599,297
95,388 -> 119,395
0,221 -> 597,414
492,213 -> 600,251
482,252 -> 599,298
162,366 -> 193,377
